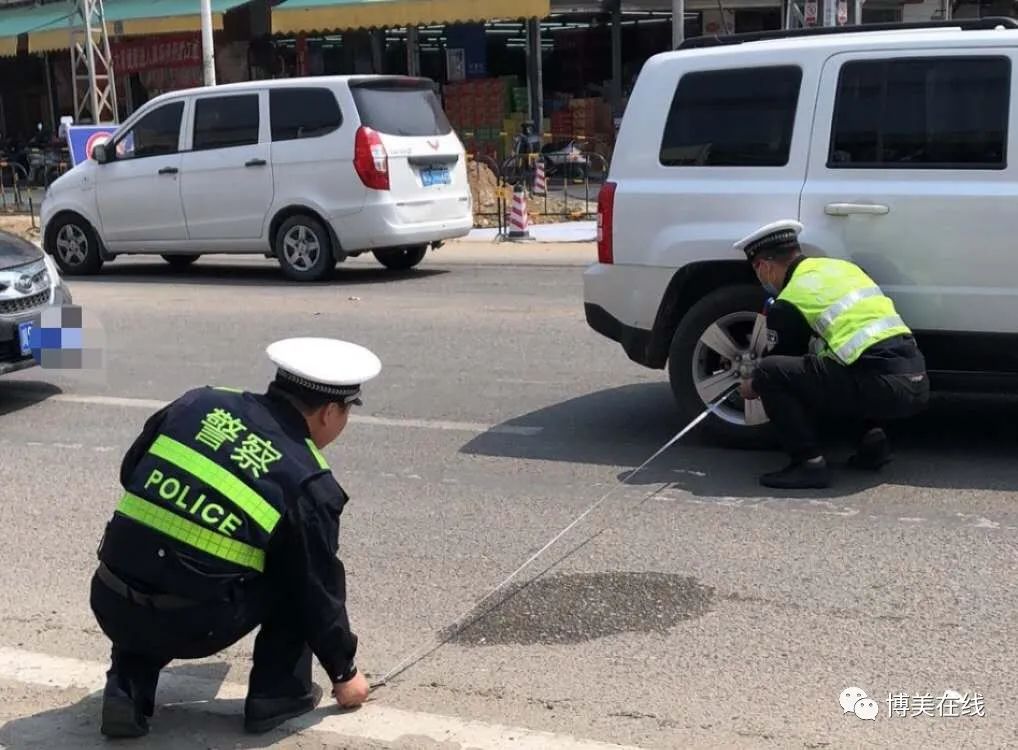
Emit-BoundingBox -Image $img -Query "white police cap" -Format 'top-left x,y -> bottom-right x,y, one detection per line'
266,337 -> 381,405
733,219 -> 803,261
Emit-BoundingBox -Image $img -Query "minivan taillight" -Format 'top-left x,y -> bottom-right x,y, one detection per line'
354,126 -> 389,190
597,181 -> 616,264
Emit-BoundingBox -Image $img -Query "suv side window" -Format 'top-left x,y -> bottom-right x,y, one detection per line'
830,56 -> 1010,169
270,88 -> 342,141
659,66 -> 803,167
114,101 -> 184,160
193,94 -> 260,150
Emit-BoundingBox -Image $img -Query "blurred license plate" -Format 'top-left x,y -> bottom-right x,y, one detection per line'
421,167 -> 450,187
18,320 -> 32,356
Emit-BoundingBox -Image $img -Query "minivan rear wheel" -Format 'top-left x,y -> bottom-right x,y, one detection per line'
275,215 -> 334,282
373,245 -> 427,271
667,284 -> 774,448
48,215 -> 103,275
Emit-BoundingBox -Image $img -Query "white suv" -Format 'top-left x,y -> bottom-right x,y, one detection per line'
585,19 -> 1018,445
41,75 -> 472,282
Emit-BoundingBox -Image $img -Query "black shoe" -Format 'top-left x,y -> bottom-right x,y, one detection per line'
847,428 -> 892,471
100,676 -> 149,738
244,683 -> 324,734
760,459 -> 831,489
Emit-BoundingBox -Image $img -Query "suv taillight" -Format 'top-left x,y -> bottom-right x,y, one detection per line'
597,181 -> 616,264
354,126 -> 389,190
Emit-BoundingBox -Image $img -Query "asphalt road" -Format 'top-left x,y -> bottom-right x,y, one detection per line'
0,245 -> 1016,749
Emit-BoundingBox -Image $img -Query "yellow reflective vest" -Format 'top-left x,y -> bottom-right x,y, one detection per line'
776,257 -> 912,366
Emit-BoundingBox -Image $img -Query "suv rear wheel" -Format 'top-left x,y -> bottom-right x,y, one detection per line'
373,245 -> 427,271
275,215 -> 334,282
162,253 -> 200,269
48,215 -> 103,275
667,284 -> 774,448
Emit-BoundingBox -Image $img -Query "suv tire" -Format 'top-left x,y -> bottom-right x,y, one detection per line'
667,284 -> 775,448
162,253 -> 200,269
275,215 -> 334,282
48,215 -> 103,276
373,245 -> 427,271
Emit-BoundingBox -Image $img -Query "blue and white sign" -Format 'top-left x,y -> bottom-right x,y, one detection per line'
65,124 -> 119,167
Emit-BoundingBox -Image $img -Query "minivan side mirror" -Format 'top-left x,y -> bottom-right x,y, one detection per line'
93,143 -> 110,164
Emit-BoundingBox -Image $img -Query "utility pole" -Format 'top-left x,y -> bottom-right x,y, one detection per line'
71,0 -> 118,123
526,18 -> 543,138
201,0 -> 216,85
406,26 -> 420,76
672,0 -> 684,47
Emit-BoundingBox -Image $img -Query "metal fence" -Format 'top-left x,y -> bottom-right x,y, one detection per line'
0,157 -> 69,218
467,147 -> 609,228
1,146 -> 609,232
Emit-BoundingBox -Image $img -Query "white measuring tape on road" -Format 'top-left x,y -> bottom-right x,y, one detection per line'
369,384 -> 739,689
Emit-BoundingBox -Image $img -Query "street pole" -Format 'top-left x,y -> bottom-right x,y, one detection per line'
406,26 -> 420,76
200,0 -> 216,85
526,18 -> 543,141
611,4 -> 622,114
44,52 -> 57,132
372,29 -> 385,73
672,0 -> 684,48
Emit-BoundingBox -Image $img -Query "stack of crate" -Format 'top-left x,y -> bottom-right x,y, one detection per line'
567,98 -> 616,162
444,77 -> 519,158
550,109 -> 573,141
512,86 -> 529,113
567,99 -> 603,142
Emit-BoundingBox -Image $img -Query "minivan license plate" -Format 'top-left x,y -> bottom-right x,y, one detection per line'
421,167 -> 450,187
18,320 -> 32,356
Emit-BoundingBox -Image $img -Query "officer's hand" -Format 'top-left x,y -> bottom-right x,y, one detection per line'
333,671 -> 370,708
739,379 -> 758,401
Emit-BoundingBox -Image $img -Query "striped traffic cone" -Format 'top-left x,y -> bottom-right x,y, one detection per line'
506,184 -> 531,241
532,159 -> 547,196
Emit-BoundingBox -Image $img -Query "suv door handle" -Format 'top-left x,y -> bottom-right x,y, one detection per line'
245,158 -> 266,167
825,202 -> 889,216
158,166 -> 178,175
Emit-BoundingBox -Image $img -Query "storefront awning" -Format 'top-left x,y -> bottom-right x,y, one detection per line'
0,2 -> 76,57
271,0 -> 551,36
24,0 -> 252,53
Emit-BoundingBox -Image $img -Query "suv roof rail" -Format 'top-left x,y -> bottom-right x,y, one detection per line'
677,17 -> 1018,50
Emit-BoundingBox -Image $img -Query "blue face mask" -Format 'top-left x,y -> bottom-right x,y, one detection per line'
754,258 -> 778,298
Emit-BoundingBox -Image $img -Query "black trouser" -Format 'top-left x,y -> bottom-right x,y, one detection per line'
752,353 -> 929,462
90,568 -> 314,714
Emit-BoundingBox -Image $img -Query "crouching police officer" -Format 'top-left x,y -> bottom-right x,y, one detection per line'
734,221 -> 929,489
90,338 -> 379,737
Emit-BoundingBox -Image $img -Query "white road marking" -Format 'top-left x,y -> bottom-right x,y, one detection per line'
0,438 -> 116,453
16,393 -> 543,436
352,413 -> 542,436
0,647 -> 643,750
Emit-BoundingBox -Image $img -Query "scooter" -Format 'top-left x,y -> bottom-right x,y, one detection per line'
539,139 -> 588,181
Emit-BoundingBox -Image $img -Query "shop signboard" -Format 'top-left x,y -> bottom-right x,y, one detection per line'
111,33 -> 202,74
445,23 -> 487,78
66,124 -> 119,167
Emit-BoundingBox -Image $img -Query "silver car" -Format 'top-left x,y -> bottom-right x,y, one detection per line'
0,229 -> 73,375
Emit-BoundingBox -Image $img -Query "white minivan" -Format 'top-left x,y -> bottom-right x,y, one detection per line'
585,19 -> 1018,445
41,75 -> 473,281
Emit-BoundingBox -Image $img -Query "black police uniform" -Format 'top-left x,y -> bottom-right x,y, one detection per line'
91,382 -> 358,736
754,256 -> 930,466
